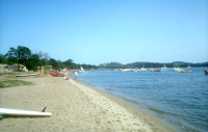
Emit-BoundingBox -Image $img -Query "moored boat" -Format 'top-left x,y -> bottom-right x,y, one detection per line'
120,68 -> 132,72
204,68 -> 208,75
149,68 -> 161,72
140,67 -> 147,72
80,66 -> 85,72
174,67 -> 191,73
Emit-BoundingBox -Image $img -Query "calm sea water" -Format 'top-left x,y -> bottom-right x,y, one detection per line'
77,68 -> 208,132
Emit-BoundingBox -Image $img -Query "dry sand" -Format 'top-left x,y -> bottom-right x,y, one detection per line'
0,76 -> 174,132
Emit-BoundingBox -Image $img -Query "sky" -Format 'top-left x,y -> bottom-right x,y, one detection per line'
0,0 -> 207,64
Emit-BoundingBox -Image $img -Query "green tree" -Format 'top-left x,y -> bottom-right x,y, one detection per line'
5,46 -> 32,70
0,54 -> 6,64
27,54 -> 41,71
16,46 -> 32,67
38,51 -> 50,66
5,47 -> 18,65
63,59 -> 81,69
63,59 -> 74,68
49,58 -> 59,70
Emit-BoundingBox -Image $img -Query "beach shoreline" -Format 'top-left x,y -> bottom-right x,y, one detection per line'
0,76 -> 175,132
73,79 -> 176,132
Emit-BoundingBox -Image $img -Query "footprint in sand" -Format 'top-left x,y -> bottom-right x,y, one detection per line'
107,120 -> 112,124
95,119 -> 101,125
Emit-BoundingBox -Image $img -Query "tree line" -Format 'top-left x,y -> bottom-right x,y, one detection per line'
0,46 -> 97,71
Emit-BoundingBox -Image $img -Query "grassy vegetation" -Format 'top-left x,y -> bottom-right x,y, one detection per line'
0,79 -> 32,88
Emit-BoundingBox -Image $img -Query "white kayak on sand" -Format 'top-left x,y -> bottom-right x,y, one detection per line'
0,107 -> 52,117
16,73 -> 40,77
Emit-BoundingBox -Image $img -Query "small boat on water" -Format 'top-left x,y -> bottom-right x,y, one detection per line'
133,68 -> 141,72
120,68 -> 133,72
204,68 -> 208,75
161,65 -> 168,71
74,71 -> 79,76
140,67 -> 147,72
149,68 -> 161,72
174,67 -> 186,73
174,67 -> 191,73
80,67 -> 85,72
120,68 -> 143,72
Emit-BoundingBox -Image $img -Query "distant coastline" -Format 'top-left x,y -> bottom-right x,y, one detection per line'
1,46 -> 207,72
99,61 -> 208,69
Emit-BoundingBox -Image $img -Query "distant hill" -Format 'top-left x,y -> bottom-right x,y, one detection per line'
99,62 -> 124,68
99,61 -> 208,68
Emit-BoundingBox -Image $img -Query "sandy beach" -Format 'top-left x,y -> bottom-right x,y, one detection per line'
0,76 -> 174,132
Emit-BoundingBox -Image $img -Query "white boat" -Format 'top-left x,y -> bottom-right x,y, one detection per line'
161,65 -> 168,71
132,68 -> 141,72
16,73 -> 40,77
0,107 -> 52,117
120,68 -> 132,72
74,71 -> 79,76
174,67 -> 191,73
174,67 -> 185,73
149,68 -> 161,72
140,67 -> 147,72
80,67 -> 85,72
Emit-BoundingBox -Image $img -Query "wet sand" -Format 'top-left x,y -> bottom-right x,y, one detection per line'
0,76 -> 174,132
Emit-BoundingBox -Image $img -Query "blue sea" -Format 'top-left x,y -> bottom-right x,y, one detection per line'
77,68 -> 208,132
